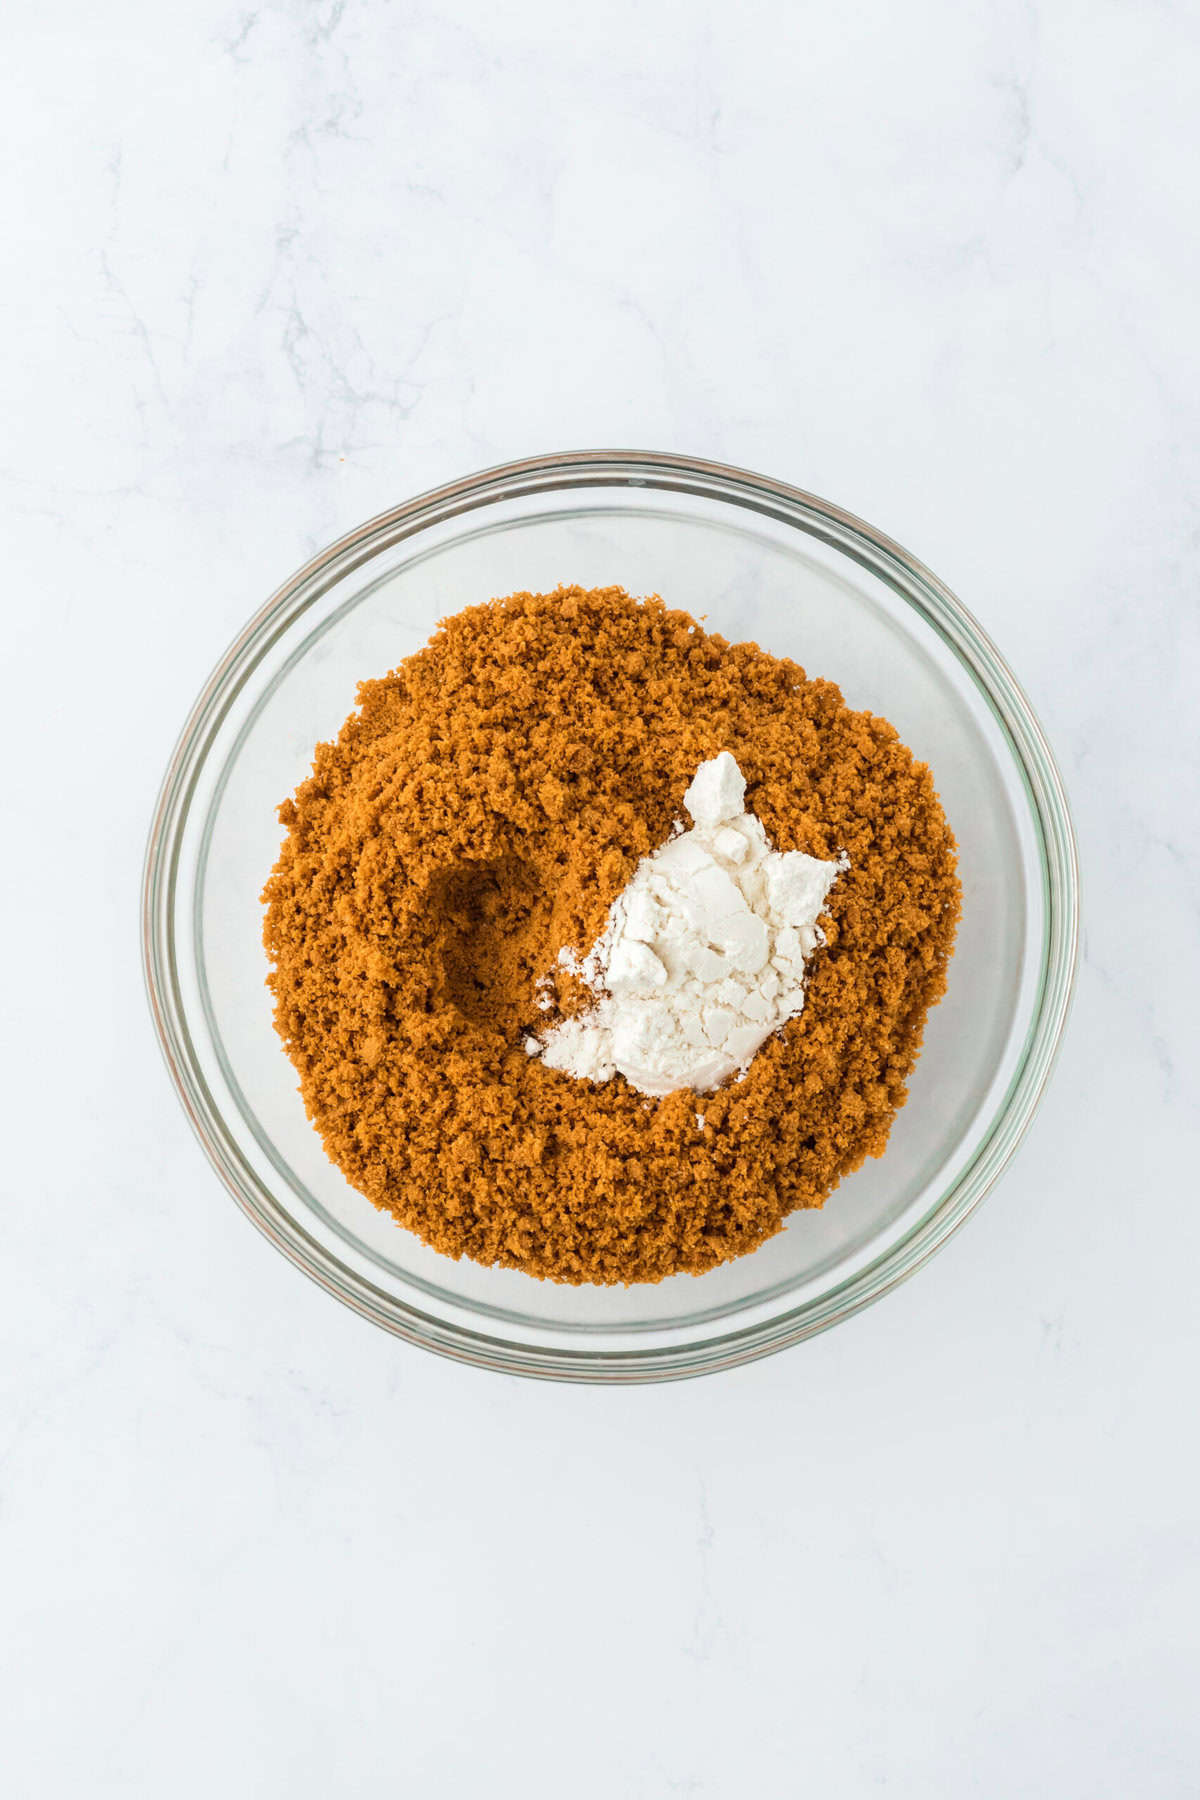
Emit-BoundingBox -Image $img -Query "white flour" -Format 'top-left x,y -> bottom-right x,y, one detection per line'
529,753 -> 846,1097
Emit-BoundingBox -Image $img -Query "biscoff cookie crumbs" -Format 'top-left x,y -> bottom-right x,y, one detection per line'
262,586 -> 960,1284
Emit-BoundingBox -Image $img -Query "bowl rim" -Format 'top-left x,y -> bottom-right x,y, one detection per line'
142,448 -> 1080,1382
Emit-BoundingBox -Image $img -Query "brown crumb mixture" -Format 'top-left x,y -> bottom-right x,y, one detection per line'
262,586 -> 960,1284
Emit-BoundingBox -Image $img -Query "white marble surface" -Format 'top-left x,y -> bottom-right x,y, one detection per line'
3,1 -> 1198,1793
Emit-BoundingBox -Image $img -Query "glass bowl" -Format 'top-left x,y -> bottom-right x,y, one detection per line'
143,451 -> 1078,1382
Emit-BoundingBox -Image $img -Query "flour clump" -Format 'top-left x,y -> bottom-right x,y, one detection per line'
537,753 -> 846,1097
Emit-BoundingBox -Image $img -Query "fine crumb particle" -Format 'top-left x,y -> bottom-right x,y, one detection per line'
695,1113 -> 706,1130
262,585 -> 960,1287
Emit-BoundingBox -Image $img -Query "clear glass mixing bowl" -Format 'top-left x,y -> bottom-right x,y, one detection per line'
143,451 -> 1078,1382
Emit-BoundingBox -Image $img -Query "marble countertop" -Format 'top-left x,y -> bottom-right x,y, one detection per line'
3,2 -> 1198,1794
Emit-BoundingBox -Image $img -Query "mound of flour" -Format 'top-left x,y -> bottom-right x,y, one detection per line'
530,752 -> 846,1097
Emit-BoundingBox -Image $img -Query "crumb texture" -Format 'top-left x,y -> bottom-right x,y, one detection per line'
262,587 -> 961,1284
